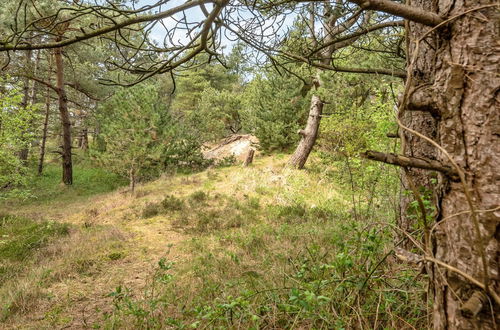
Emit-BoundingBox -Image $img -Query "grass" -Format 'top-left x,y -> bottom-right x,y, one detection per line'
0,214 -> 70,286
99,157 -> 426,329
26,163 -> 127,203
0,155 -> 127,211
105,195 -> 426,329
0,155 -> 427,329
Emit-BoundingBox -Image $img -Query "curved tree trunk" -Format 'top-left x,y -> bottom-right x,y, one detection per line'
288,95 -> 323,169
54,43 -> 73,185
404,1 -> 499,328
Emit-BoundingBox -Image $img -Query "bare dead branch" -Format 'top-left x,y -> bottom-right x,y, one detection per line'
361,150 -> 458,178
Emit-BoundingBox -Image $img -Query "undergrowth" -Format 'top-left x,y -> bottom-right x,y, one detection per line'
0,162 -> 127,206
0,214 -> 70,286
103,159 -> 427,329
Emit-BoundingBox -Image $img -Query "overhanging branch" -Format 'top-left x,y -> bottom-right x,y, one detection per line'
348,0 -> 444,27
281,51 -> 406,78
361,150 -> 458,178
0,0 -> 214,51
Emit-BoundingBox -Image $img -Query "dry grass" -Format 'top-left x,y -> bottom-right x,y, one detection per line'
1,155 -> 425,329
1,156 -> 306,328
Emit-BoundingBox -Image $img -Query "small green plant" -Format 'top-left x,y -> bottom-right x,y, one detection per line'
214,155 -> 237,168
108,252 -> 125,261
141,203 -> 161,218
161,195 -> 184,211
271,203 -> 307,223
0,214 -> 69,285
189,191 -> 208,204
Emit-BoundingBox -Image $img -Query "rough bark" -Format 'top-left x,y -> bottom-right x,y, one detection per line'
18,50 -> 33,163
362,150 -> 458,178
129,167 -> 136,193
287,95 -> 323,169
54,43 -> 73,185
398,0 -> 439,250
38,54 -> 51,175
404,1 -> 499,328
243,148 -> 255,167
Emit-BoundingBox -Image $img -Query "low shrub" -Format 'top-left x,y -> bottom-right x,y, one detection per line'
141,203 -> 161,218
161,195 -> 185,211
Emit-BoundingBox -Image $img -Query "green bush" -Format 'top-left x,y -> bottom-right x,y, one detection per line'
189,191 -> 208,204
141,203 -> 161,218
242,72 -> 309,152
161,195 -> 185,211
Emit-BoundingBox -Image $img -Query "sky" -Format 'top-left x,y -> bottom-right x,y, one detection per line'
135,0 -> 228,49
133,0 -> 297,55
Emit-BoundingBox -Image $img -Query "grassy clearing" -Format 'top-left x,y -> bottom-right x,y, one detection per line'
0,214 -> 128,324
24,163 -> 127,203
0,155 -> 427,329
0,162 -> 128,224
0,214 -> 69,286
101,157 -> 427,329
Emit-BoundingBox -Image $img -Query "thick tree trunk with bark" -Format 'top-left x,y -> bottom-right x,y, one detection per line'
403,1 -> 499,328
398,0 -> 439,249
288,95 -> 323,169
54,44 -> 73,185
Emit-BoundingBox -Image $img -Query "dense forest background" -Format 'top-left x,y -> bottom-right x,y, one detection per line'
0,0 -> 498,329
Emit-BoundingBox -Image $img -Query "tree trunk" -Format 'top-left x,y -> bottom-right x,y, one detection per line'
243,148 -> 255,166
81,128 -> 89,151
398,0 -> 439,250
404,1 -> 499,328
38,53 -> 52,175
129,167 -> 136,193
54,43 -> 73,185
288,4 -> 373,169
18,50 -> 32,163
287,95 -> 323,169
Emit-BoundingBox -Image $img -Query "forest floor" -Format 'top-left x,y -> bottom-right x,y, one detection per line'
0,155 -> 424,329
0,155 -> 343,329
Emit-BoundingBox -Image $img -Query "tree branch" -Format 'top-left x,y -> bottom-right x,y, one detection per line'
309,20 -> 404,58
348,0 -> 443,26
0,0 -> 214,51
361,150 -> 458,178
281,51 -> 406,78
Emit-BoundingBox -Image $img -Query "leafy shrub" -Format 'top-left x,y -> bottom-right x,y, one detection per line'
0,77 -> 40,199
141,203 -> 161,218
189,191 -> 208,204
161,195 -> 185,211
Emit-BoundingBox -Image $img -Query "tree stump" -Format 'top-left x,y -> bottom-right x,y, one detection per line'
243,148 -> 255,167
